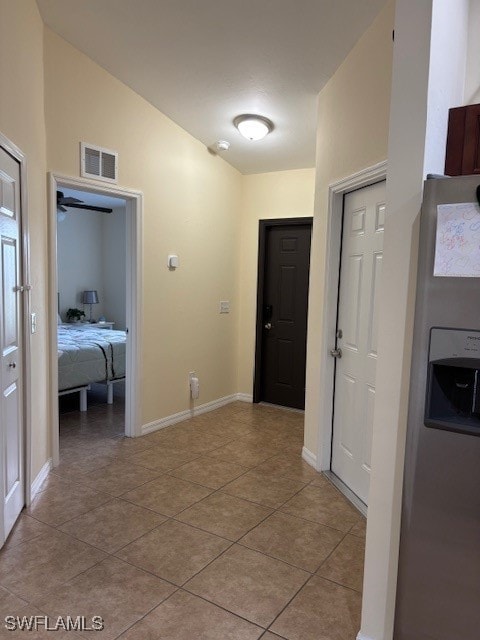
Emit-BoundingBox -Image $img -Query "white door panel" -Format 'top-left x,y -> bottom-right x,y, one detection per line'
368,252 -> 383,356
331,181 -> 386,505
344,254 -> 362,350
0,145 -> 24,543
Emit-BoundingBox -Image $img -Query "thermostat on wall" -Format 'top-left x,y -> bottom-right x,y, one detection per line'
167,254 -> 179,269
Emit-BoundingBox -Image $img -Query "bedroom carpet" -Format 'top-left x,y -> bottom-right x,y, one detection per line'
1,401 -> 366,639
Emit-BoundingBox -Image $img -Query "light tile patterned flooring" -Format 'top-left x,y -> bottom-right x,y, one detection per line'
0,400 -> 366,639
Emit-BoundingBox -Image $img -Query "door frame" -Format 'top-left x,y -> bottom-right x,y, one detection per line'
0,132 -> 32,515
315,161 -> 387,471
48,173 -> 143,466
253,217 -> 313,404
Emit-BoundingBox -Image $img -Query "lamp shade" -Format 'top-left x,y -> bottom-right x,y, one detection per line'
82,290 -> 99,305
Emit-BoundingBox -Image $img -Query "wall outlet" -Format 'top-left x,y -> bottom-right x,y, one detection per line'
220,300 -> 230,314
189,371 -> 200,400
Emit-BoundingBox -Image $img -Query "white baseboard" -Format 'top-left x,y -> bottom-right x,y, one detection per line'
302,446 -> 317,469
142,394 -> 243,435
235,393 -> 253,403
30,458 -> 52,500
357,633 -> 374,640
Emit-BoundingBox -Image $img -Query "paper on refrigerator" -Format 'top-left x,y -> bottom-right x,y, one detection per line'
434,202 -> 480,277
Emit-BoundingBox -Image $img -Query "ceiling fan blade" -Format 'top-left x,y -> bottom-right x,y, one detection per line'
56,190 -> 84,206
65,203 -> 113,213
56,191 -> 112,213
57,205 -> 67,213
60,196 -> 83,205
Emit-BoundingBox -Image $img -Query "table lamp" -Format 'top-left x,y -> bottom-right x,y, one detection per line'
82,290 -> 99,322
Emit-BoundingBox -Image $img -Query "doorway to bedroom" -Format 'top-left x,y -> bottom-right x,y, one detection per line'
57,188 -> 127,436
49,175 -> 142,466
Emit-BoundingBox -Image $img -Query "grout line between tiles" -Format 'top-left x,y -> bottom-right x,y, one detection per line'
263,570 -> 312,634
46,402 -> 363,635
234,538 -> 319,575
101,585 -> 181,639
314,573 -> 364,595
176,586 -> 270,632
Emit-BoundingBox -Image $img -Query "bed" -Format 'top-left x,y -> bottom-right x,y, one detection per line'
58,325 -> 126,411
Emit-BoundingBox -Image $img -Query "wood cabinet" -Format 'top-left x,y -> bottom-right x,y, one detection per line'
445,103 -> 480,176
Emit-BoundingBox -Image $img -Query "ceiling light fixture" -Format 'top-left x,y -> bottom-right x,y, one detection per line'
234,114 -> 273,141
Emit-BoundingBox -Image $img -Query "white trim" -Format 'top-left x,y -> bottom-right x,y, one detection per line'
123,190 -> 143,438
30,459 -> 52,501
316,161 -> 387,471
301,446 -> 317,469
324,470 -> 367,517
260,402 -> 304,414
142,394 -> 241,435
236,393 -> 253,403
49,173 -> 143,467
0,133 -> 33,517
356,633 -> 375,640
142,393 -> 309,436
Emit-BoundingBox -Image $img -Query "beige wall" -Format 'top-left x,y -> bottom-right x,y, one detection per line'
0,0 -> 49,481
237,169 -> 316,395
304,0 -> 395,454
44,29 -> 243,426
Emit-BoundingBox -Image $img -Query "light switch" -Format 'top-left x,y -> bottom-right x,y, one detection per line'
167,254 -> 179,269
220,301 -> 230,314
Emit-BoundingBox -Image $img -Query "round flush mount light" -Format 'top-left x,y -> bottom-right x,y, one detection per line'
234,114 -> 274,141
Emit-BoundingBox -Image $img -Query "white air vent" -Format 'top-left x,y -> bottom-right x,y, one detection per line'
80,142 -> 118,183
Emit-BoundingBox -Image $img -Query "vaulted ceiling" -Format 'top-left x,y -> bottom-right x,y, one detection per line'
37,0 -> 387,174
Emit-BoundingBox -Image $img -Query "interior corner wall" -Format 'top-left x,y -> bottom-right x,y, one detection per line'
236,169 -> 316,397
102,207 -> 127,330
0,0 -> 49,482
304,0 -> 395,456
57,211 -> 105,319
43,28 -> 243,425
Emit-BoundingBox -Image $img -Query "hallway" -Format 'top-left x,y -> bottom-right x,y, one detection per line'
0,401 -> 365,639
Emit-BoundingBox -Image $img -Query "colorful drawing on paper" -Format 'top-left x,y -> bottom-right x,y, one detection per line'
434,202 -> 480,277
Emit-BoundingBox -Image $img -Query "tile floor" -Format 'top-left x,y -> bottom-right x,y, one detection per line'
0,396 -> 366,639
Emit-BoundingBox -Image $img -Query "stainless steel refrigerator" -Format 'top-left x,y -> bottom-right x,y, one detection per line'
395,175 -> 480,639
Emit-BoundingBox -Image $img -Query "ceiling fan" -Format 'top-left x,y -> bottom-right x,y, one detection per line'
56,191 -> 113,214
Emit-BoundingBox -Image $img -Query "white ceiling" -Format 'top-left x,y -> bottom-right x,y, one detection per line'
38,0 -> 387,175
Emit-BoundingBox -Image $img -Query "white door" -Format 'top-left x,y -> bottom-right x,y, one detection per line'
331,180 -> 386,505
0,145 -> 24,543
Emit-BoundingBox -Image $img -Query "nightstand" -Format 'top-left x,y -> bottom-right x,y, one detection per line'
92,321 -> 115,330
63,322 -> 115,330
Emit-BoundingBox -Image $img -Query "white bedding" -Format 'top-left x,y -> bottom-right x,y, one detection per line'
58,325 -> 126,391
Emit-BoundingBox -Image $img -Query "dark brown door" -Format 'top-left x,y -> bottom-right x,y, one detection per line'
254,219 -> 312,409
